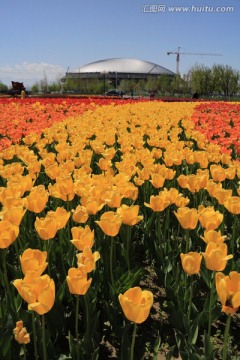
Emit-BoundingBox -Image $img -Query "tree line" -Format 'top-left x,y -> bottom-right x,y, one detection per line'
0,64 -> 239,98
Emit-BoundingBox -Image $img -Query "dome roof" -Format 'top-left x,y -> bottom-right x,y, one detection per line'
79,58 -> 174,75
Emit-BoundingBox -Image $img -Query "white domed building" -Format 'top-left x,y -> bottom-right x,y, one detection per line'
61,58 -> 174,93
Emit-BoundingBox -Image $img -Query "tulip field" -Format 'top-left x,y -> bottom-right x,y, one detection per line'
0,97 -> 240,360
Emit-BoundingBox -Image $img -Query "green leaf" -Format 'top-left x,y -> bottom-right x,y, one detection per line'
0,332 -> 12,357
114,268 -> 145,294
165,345 -> 176,360
203,331 -> 214,360
120,326 -> 131,360
153,333 -> 161,359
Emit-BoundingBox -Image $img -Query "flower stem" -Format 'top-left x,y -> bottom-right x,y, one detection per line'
188,277 -> 193,322
130,323 -> 137,360
23,344 -> 27,360
222,313 -> 231,360
42,314 -> 47,360
110,237 -> 115,289
185,229 -> 190,253
32,312 -> 38,360
125,226 -> 131,270
75,295 -> 80,360
2,249 -> 17,319
84,295 -> 90,343
208,271 -> 215,336
230,216 -> 237,268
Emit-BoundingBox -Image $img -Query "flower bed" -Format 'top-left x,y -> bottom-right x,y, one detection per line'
0,100 -> 239,359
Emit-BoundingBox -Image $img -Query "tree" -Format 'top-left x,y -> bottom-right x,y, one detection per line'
31,83 -> 40,93
187,64 -> 240,98
212,65 -> 239,98
0,82 -> 8,93
188,64 -> 214,97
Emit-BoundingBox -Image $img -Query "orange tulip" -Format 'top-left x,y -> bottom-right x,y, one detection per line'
180,252 -> 202,275
20,248 -> 48,276
119,287 -> 153,324
216,271 -> 240,315
13,321 -> 30,345
202,243 -> 233,271
174,207 -> 199,230
95,211 -> 122,236
66,267 -> 92,295
13,274 -> 55,315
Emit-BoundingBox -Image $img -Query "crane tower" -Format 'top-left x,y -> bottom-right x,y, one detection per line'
167,47 -> 222,75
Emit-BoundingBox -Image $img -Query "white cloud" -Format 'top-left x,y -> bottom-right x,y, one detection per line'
0,62 -> 65,87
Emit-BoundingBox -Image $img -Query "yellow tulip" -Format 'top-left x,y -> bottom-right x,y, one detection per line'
20,248 -> 48,276
13,274 -> 55,315
13,321 -> 30,345
210,164 -> 227,182
95,211 -> 122,236
47,207 -> 71,230
174,207 -> 199,230
180,252 -> 202,275
0,220 -> 19,248
72,205 -> 89,223
118,287 -> 153,324
71,225 -> 94,251
144,194 -> 170,212
214,188 -> 233,205
216,271 -> 240,315
66,267 -> 92,295
149,173 -> 165,189
205,179 -> 222,198
34,215 -> 58,240
174,194 -> 190,208
200,230 -> 227,244
76,247 -> 100,273
202,243 -> 233,271
80,196 -> 105,215
104,190 -> 123,208
117,204 -> 143,226
25,185 -> 49,213
2,206 -> 26,226
198,206 -> 223,230
224,196 -> 240,215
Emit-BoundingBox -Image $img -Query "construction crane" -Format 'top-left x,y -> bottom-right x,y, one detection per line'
167,47 -> 222,75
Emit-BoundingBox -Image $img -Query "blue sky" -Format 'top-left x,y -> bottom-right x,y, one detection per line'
0,0 -> 239,88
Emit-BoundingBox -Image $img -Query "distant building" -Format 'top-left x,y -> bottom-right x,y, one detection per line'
61,58 -> 175,88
